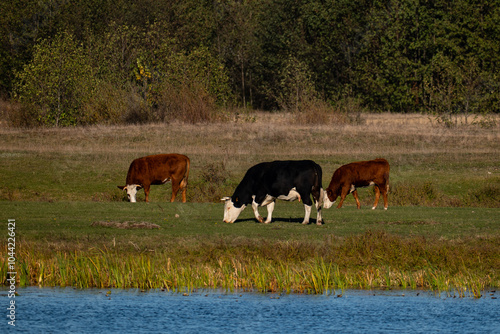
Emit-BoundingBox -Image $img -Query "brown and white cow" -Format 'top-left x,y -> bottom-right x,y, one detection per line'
323,158 -> 390,210
118,154 -> 190,203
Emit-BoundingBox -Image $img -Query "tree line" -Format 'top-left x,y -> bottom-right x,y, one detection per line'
1,0 -> 499,126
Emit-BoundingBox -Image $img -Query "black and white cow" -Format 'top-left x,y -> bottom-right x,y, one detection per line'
221,160 -> 324,225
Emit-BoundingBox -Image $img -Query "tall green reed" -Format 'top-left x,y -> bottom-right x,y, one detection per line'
1,237 -> 497,298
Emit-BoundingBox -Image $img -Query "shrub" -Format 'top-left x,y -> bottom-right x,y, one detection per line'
464,183 -> 500,208
391,181 -> 443,206
153,83 -> 218,124
1,98 -> 38,127
277,56 -> 317,114
14,32 -> 94,127
81,82 -> 132,125
190,163 -> 233,202
292,98 -> 331,125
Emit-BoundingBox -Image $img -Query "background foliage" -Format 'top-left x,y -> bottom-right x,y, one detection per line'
1,0 -> 499,126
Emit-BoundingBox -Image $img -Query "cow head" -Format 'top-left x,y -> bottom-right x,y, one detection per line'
117,184 -> 142,202
322,188 -> 337,209
221,196 -> 246,223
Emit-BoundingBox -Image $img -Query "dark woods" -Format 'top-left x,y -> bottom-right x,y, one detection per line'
1,0 -> 499,126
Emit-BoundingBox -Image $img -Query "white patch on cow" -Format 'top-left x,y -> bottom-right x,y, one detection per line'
256,188 -> 301,222
349,184 -> 356,193
252,196 -> 264,222
277,187 -> 301,202
322,188 -> 334,209
302,204 -> 312,225
122,184 -> 140,202
261,195 -> 275,207
322,197 -> 333,209
221,197 -> 246,223
162,178 -> 171,184
369,181 -> 375,186
264,201 -> 275,224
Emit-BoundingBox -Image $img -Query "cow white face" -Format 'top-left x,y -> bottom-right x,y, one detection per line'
118,184 -> 142,202
322,189 -> 335,209
221,197 -> 246,223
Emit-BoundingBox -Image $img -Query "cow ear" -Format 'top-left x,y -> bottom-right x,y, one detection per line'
221,197 -> 230,201
136,185 -> 143,190
117,186 -> 125,190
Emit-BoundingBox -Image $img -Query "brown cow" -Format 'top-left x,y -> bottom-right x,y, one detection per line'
118,154 -> 190,203
323,158 -> 390,210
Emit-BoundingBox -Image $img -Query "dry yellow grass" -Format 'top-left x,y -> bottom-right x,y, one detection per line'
1,112 -> 498,157
0,111 -> 498,206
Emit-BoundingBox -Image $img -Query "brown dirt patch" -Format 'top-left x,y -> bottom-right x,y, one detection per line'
377,221 -> 439,226
91,221 -> 160,229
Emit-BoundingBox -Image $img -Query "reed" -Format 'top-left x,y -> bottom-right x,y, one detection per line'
4,233 -> 498,298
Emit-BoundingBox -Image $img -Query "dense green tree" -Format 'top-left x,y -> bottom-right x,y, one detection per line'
2,0 -> 499,126
277,55 -> 317,112
14,32 -> 94,126
215,0 -> 261,107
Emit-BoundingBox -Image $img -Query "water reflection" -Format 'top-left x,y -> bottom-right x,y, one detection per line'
1,287 -> 498,333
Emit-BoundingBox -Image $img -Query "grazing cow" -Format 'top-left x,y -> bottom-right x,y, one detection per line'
118,154 -> 190,203
221,160 -> 324,225
323,158 -> 390,210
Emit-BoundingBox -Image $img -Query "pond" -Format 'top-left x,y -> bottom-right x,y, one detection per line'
2,287 -> 498,333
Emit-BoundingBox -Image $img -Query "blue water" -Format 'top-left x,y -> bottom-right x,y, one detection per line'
2,287 -> 499,333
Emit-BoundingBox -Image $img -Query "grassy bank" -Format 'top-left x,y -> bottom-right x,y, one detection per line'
0,113 -> 499,295
1,201 -> 499,296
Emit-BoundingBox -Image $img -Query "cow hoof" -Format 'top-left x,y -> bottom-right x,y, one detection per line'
257,216 -> 264,223
301,221 -> 309,225
372,207 -> 376,210
316,220 -> 323,226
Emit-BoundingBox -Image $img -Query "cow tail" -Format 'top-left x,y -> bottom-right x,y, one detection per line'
312,163 -> 323,205
180,157 -> 190,190
384,170 -> 390,193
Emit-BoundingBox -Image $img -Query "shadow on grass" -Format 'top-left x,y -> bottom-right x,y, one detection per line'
232,217 -> 323,225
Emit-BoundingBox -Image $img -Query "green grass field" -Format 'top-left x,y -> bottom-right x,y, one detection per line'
1,113 -> 499,295
2,201 -> 498,244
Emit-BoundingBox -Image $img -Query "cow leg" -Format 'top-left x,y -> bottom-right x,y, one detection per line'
336,186 -> 350,209
381,184 -> 389,210
181,187 -> 187,203
264,201 -> 275,224
336,197 -> 345,209
252,199 -> 264,223
372,185 -> 381,209
315,199 -> 323,225
311,188 -> 323,224
180,178 -> 188,203
170,179 -> 180,202
352,190 -> 361,209
144,185 -> 151,203
302,204 -> 312,224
